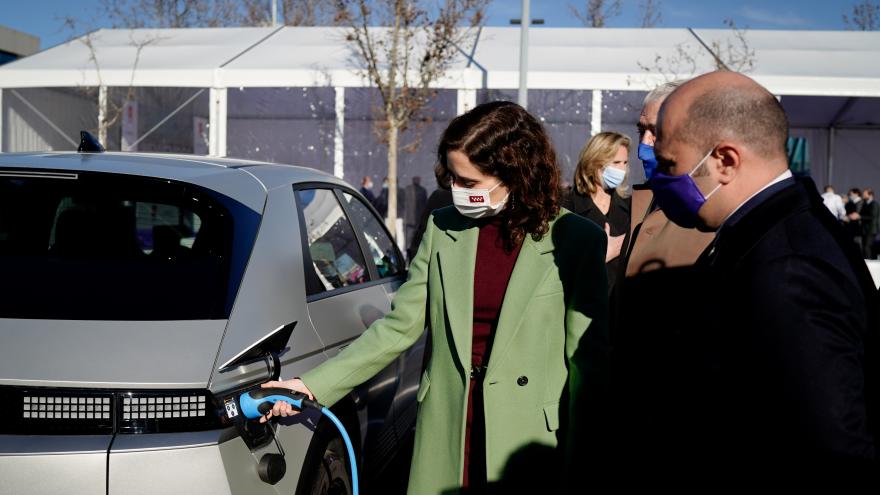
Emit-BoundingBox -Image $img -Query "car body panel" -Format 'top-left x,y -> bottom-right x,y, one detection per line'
0,319 -> 227,389
0,435 -> 111,495
236,163 -> 352,192
108,443 -> 234,495
0,152 -> 269,214
209,185 -> 311,394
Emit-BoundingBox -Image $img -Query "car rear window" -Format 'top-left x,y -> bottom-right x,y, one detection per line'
295,188 -> 369,295
0,170 -> 257,320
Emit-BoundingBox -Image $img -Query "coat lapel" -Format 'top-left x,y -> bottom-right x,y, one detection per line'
437,218 -> 479,372
486,227 -> 556,379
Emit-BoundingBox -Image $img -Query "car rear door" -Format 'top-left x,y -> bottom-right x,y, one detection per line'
335,191 -> 426,428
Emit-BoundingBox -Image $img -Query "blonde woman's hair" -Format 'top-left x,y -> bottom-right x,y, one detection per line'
573,131 -> 632,199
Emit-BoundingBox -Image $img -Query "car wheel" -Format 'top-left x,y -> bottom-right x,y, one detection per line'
297,427 -> 354,495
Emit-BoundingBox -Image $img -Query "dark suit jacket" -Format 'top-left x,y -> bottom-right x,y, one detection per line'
407,188 -> 453,259
862,199 -> 880,237
612,177 -> 877,480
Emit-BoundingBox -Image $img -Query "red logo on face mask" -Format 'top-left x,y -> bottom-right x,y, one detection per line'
469,196 -> 485,203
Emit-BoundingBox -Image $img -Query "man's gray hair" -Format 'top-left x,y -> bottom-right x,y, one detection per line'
643,80 -> 687,106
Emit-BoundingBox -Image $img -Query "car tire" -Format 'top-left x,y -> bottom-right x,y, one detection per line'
296,423 -> 354,495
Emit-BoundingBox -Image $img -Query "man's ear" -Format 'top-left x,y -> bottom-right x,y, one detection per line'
713,142 -> 740,185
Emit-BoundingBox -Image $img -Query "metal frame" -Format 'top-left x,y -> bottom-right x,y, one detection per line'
209,87 -> 227,157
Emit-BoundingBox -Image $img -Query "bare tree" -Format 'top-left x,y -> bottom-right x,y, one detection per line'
708,19 -> 755,72
843,0 -> 879,30
99,0 -> 243,28
99,0 -> 342,28
334,0 -> 487,235
639,0 -> 662,28
570,0 -> 622,28
63,1 -> 273,150
242,0 -> 339,26
636,18 -> 755,83
60,17 -> 163,146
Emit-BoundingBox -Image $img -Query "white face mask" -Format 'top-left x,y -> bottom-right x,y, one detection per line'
451,181 -> 510,219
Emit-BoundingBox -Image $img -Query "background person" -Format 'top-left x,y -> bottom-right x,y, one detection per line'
861,188 -> 879,258
843,187 -> 863,247
407,187 -> 453,263
563,131 -> 631,292
623,80 -> 715,275
821,184 -> 846,221
359,175 -> 376,206
403,176 -> 428,259
626,70 -> 877,477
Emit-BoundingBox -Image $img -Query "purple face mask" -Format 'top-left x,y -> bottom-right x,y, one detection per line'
647,148 -> 720,229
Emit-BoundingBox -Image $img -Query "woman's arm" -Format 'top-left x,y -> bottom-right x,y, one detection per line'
285,213 -> 437,408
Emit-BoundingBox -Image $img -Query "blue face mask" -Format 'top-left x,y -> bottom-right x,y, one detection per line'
638,143 -> 659,181
602,166 -> 626,190
647,147 -> 720,229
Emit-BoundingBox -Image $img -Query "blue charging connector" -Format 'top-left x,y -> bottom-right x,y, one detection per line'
239,388 -> 359,495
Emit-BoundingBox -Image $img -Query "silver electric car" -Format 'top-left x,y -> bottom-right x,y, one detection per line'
0,148 -> 424,494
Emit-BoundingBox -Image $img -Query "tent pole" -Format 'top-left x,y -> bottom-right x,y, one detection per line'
591,90 -> 602,136
209,87 -> 227,157
457,89 -> 476,116
518,0 -> 529,109
827,126 -> 835,187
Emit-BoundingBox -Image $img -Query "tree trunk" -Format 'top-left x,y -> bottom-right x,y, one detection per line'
98,85 -> 108,147
386,121 -> 399,239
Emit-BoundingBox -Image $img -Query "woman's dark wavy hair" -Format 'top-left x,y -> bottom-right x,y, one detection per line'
436,100 -> 561,250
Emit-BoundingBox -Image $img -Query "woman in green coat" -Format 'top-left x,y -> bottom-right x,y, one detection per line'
261,101 -> 609,493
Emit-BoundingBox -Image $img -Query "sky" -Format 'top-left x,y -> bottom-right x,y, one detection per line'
0,0 -> 863,50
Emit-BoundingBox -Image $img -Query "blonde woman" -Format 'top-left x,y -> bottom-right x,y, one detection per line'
564,131 -> 632,291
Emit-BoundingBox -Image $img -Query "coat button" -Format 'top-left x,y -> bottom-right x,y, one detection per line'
517,376 -> 528,386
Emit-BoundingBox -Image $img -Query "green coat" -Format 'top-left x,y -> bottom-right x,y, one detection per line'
301,206 -> 608,494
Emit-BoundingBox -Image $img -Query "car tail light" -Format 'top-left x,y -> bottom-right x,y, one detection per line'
1,387 -> 228,435
11,390 -> 115,434
118,391 -> 222,434
23,394 -> 112,420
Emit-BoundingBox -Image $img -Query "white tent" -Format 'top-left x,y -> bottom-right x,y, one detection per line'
1,26 -> 878,191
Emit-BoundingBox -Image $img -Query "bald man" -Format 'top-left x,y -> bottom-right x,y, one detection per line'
613,72 -> 877,476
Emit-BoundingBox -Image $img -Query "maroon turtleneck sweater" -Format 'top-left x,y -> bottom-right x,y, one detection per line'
462,219 -> 522,490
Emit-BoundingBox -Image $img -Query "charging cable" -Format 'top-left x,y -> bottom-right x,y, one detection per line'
239,388 -> 359,495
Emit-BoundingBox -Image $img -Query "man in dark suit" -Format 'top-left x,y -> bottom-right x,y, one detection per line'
613,71 -> 877,480
860,188 -> 879,259
407,187 -> 452,260
403,176 -> 428,257
359,175 -> 376,206
844,187 -> 864,248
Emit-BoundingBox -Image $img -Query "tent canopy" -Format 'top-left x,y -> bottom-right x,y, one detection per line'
1,26 -> 878,194
1,26 -> 879,97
